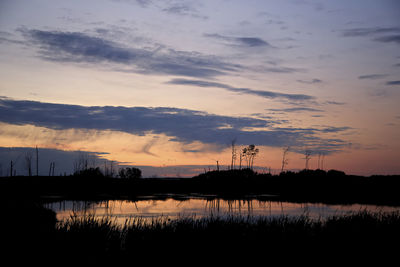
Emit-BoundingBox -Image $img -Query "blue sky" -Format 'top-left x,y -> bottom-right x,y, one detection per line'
0,0 -> 399,176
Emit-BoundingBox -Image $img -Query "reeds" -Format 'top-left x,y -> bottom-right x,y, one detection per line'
4,210 -> 398,264
54,210 -> 400,253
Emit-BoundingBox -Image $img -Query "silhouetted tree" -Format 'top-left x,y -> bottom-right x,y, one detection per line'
25,152 -> 33,176
74,167 -> 104,178
119,167 -> 142,179
242,144 -> 259,169
281,146 -> 290,173
304,150 -> 312,170
10,160 -> 13,177
231,138 -> 237,170
36,146 -> 39,176
48,162 -> 55,176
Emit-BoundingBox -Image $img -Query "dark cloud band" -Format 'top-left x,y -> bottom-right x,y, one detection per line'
167,78 -> 315,101
21,28 -> 239,78
0,98 -> 349,153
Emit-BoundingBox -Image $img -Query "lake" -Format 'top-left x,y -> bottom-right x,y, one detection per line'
45,194 -> 400,225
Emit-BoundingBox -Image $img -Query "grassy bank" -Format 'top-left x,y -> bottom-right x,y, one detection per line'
4,207 -> 399,264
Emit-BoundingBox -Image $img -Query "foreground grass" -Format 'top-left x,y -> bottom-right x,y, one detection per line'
3,207 -> 400,263
53,211 -> 400,258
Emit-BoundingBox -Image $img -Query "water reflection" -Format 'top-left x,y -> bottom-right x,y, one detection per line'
45,196 -> 400,225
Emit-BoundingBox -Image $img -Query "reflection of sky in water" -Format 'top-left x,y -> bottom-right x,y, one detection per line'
46,198 -> 400,226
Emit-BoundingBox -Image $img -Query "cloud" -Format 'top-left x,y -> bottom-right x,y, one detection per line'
341,27 -> 400,45
0,98 -> 350,153
267,107 -> 323,113
297,79 -> 322,84
386,81 -> 400,85
358,74 -> 388,80
167,78 -> 315,101
133,0 -> 152,8
113,0 -> 207,19
20,28 -> 239,78
161,2 -> 208,19
204,33 -> 272,48
325,101 -> 346,105
341,27 -> 400,37
374,35 -> 400,44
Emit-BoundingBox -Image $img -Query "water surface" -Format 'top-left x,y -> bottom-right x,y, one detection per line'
45,195 -> 400,225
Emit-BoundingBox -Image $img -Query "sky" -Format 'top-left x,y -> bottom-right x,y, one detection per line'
0,0 -> 399,177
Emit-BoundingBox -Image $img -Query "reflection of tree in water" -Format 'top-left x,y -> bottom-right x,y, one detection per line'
205,199 -> 256,216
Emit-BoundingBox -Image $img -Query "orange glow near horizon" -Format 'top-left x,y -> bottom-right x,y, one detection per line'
1,122 -> 398,176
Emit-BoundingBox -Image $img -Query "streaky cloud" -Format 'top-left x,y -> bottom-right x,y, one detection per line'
386,80 -> 400,85
167,78 -> 315,101
204,33 -> 272,48
20,28 -> 239,78
374,35 -> 400,44
267,107 -> 324,113
297,79 -> 322,84
325,100 -> 346,105
358,74 -> 388,80
0,98 -> 350,154
341,27 -> 400,45
341,27 -> 400,37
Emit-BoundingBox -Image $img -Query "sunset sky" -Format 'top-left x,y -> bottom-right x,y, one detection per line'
0,0 -> 399,177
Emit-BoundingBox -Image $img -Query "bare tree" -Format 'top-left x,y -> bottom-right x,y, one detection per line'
48,162 -> 55,176
231,138 -> 237,170
280,146 -> 290,173
304,150 -> 312,170
321,154 -> 325,170
317,153 -> 325,170
25,152 -> 33,176
10,160 -> 13,177
242,147 -> 249,168
110,161 -> 115,177
74,152 -> 89,174
36,146 -> 39,176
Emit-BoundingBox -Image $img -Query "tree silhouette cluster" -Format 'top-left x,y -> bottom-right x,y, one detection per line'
118,167 -> 142,180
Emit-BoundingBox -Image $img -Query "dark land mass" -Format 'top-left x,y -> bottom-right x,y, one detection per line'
1,169 -> 400,206
2,169 -> 400,264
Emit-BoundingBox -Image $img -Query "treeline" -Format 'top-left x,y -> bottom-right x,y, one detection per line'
73,166 -> 142,179
192,168 -> 400,205
2,168 -> 400,206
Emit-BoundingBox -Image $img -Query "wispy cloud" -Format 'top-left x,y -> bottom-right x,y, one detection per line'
162,2 -> 208,19
267,107 -> 323,113
374,35 -> 400,44
0,98 -> 350,153
204,33 -> 272,48
113,0 -> 207,19
20,28 -> 239,78
341,27 -> 400,37
325,100 -> 346,105
386,80 -> 400,85
341,27 -> 400,45
297,79 -> 322,84
167,78 -> 315,101
358,74 -> 388,80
